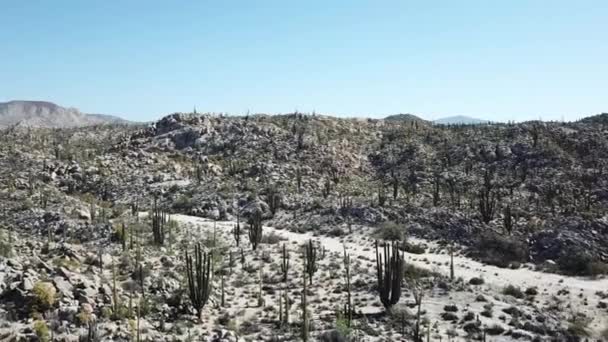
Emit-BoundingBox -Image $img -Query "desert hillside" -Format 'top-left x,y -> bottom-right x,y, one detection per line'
1,111 -> 607,341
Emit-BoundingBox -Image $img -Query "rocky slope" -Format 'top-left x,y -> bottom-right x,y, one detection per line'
0,101 -> 129,128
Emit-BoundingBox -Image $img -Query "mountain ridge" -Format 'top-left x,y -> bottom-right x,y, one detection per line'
433,115 -> 491,125
0,100 -> 130,128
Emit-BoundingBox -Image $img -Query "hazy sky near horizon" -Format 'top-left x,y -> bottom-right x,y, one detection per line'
1,1 -> 607,122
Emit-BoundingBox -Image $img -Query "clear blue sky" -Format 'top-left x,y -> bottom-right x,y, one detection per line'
1,1 -> 606,122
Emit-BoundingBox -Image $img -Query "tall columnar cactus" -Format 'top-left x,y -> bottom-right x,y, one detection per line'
449,244 -> 455,281
284,290 -> 290,325
280,244 -> 290,282
343,245 -> 353,327
131,200 -> 139,218
265,185 -> 281,216
121,223 -> 127,251
301,256 -> 309,342
503,205 -> 513,235
112,259 -> 119,317
248,211 -> 263,251
257,268 -> 265,307
220,273 -> 225,307
232,218 -> 241,247
478,168 -> 498,224
304,240 -> 317,285
82,320 -> 99,342
375,240 -> 403,310
185,243 -> 213,322
296,167 -> 302,193
151,198 -> 167,245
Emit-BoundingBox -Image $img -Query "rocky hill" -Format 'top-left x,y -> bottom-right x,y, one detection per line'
0,111 -> 607,341
0,100 -> 129,128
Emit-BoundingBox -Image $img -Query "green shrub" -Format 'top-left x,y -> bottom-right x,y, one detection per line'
486,324 -> 505,335
469,277 -> 484,285
401,241 -> 425,254
32,282 -> 56,311
568,321 -> 590,337
33,320 -> 50,342
475,233 -> 527,268
261,231 -> 285,245
328,226 -> 345,237
525,287 -> 538,296
0,229 -> 13,258
558,251 -> 608,276
374,221 -> 404,241
403,264 -> 438,281
502,285 -> 524,299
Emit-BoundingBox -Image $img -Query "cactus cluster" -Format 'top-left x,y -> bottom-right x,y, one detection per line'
248,211 -> 263,251
280,243 -> 290,282
375,240 -> 403,310
151,198 -> 168,245
185,243 -> 213,321
304,240 -> 317,285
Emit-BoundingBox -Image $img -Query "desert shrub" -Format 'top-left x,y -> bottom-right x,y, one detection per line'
76,310 -> 92,325
33,320 -> 50,342
441,312 -> 458,321
0,229 -> 13,257
558,251 -> 608,276
475,232 -> 527,267
374,221 -> 404,241
52,256 -> 80,271
403,263 -> 438,281
328,226 -> 345,237
486,324 -> 505,335
469,277 -> 484,285
261,231 -> 285,245
401,241 -> 425,254
239,318 -> 262,335
525,287 -> 538,296
444,304 -> 458,312
111,222 -> 128,242
33,282 -> 56,311
173,194 -> 194,211
502,306 -> 521,317
462,311 -> 475,322
567,320 -> 590,337
586,261 -> 608,276
463,321 -> 481,334
320,329 -> 347,342
502,285 -> 524,299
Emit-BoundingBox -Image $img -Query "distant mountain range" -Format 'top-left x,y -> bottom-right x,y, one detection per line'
0,100 -> 130,128
432,115 -> 491,125
383,113 -> 491,125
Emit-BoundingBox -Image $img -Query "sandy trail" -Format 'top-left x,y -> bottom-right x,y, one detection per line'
170,214 -> 608,337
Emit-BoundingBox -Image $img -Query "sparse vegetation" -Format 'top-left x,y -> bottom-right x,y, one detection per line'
1,107 -> 608,341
